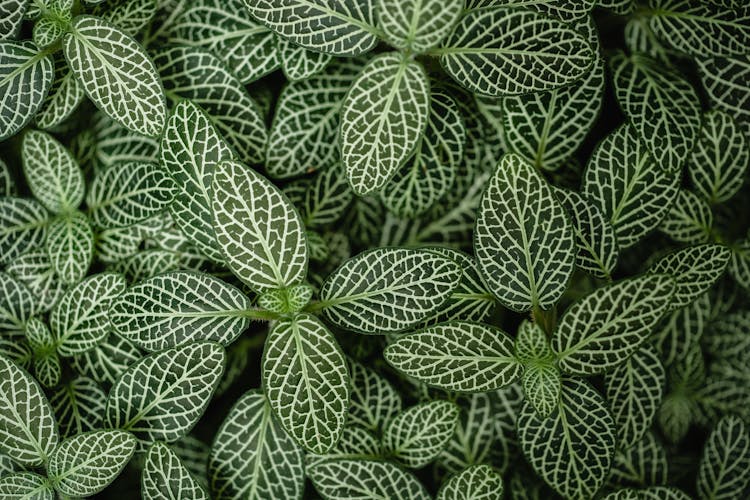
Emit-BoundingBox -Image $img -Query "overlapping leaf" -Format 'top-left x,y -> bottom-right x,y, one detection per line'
0,0 -> 26,40
0,472 -> 53,499
143,442 -> 208,500
46,212 -> 94,285
277,36 -> 332,81
348,359 -> 402,432
6,251 -> 65,312
0,271 -> 36,331
22,130 -> 84,213
697,56 -> 750,135
377,0 -> 462,52
475,153 -> 575,312
437,464 -> 504,500
382,401 -> 459,468
659,190 -> 713,244
49,376 -> 106,438
696,416 -> 750,500
0,198 -> 48,265
319,247 -> 461,334
308,459 -> 430,500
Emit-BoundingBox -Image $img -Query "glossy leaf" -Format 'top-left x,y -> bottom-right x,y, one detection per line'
0,472 -> 53,499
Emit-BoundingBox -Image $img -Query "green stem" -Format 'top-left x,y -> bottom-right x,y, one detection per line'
532,304 -> 557,337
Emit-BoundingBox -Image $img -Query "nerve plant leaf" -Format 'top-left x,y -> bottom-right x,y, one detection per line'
209,390 -> 304,499
604,345 -> 665,449
696,415 -> 750,500
385,321 -> 522,393
475,153 -> 575,312
583,124 -> 680,249
308,459 -> 430,500
0,353 -> 59,466
348,359 -> 402,432
51,272 -> 127,357
143,441 -> 208,500
46,211 -> 94,285
697,56 -> 750,134
212,159 -> 308,293
47,430 -> 136,497
649,244 -> 731,311
22,130 -> 84,214
382,401 -> 460,468
111,271 -> 252,352
106,341 -> 225,443
518,377 -> 616,500
688,110 -> 749,204
49,376 -> 106,438
63,16 -> 167,137
0,0 -> 26,40
377,0 -> 462,52
262,314 -> 349,454
436,464 -> 504,500
87,162 -> 175,229
611,51 -> 701,173
659,190 -> 714,244
0,197 -> 49,265
552,274 -> 676,375
0,41 -> 54,140
160,99 -> 233,263
439,7 -> 595,96
243,0 -> 380,56
340,52 -> 430,196
319,247 -> 461,334
276,36 -> 332,81
0,271 -> 37,331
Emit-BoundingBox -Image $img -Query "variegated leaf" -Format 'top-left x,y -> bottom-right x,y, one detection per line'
377,0 -> 462,52
106,341 -> 225,443
212,159 -> 308,292
277,36 -> 332,81
63,16 -> 167,137
0,197 -> 49,265
437,393 -> 494,474
475,153 -> 575,312
49,376 -> 106,438
243,0 -> 379,56
340,52 -> 430,196
143,442 -> 208,500
518,377 -> 616,500
6,251 -> 65,312
697,56 -> 750,135
696,416 -> 750,500
659,190 -> 713,244
70,333 -> 141,385
552,274 -> 676,375
35,51 -> 85,129
439,7 -> 595,96
609,431 -> 668,487
0,271 -> 36,331
319,247 -> 461,334
110,271 -> 252,352
46,212 -> 94,285
0,0 -> 26,40
262,314 -> 349,454
308,459 -> 430,500
437,464 -> 504,500
301,165 -> 354,228
0,472 -> 53,499
348,359 -> 402,432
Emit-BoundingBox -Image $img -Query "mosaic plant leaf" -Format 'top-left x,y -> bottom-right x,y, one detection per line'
377,0 -> 462,52
436,464 -> 504,500
308,459 -> 430,500
696,415 -> 750,500
142,441 -> 208,500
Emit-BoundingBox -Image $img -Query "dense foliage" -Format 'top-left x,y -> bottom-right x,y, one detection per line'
1,0 -> 750,498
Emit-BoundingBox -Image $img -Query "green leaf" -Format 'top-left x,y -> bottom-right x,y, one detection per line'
518,377 -> 616,499
143,442 -> 208,500
308,459 -> 430,500
611,52 -> 701,173
35,53 -> 85,130
276,36 -> 332,81
552,274 -> 676,375
689,110 -> 748,204
659,190 -> 714,244
22,130 -> 84,214
697,56 -> 750,135
266,61 -> 357,179
90,112 -> 159,169
32,352 -> 61,388
262,313 -> 349,454
33,16 -> 67,48
0,197 -> 49,265
0,0 -> 27,40
51,272 -> 127,357
648,0 -> 750,57
497,57 -> 604,171
475,152 -> 575,312
93,0 -> 158,37
302,165 -> 354,228
87,162 -> 175,229
0,353 -> 59,466
439,7 -> 594,96
377,0 -> 461,52
160,99 -> 233,263
649,244 -> 731,311
0,41 -> 54,140
729,237 -> 750,292
47,430 -> 136,497
106,341 -> 225,443
385,321 -> 522,392
556,187 -> 619,280
654,292 -> 709,366
340,52 -> 430,196
604,345 -> 665,449
0,271 -> 36,331
70,333 -> 141,385
381,89 -> 465,218
170,0 -> 280,84
257,284 -> 313,314
696,416 -> 750,500
319,247 -> 461,334
348,359 -> 402,432
6,251 -> 65,312
306,424 -> 381,468
49,376 -> 106,438
212,159 -> 308,292
46,212 -> 94,285
208,390 -> 304,500
112,249 -> 182,284
609,431 -> 668,487
154,46 -> 268,164
382,401 -> 459,468
110,271 -> 252,351
437,393 -> 495,474
243,0 -> 380,56
421,247 -> 496,325
437,464 -> 504,500
63,16 -> 166,137
582,124 -> 680,249
0,472 -> 53,499
0,156 -> 13,196
522,361 -> 561,420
